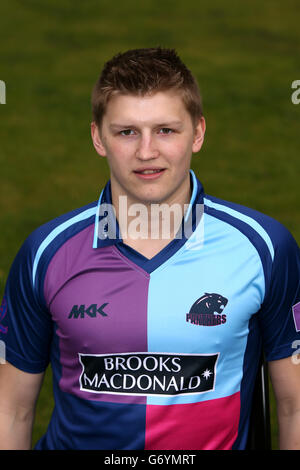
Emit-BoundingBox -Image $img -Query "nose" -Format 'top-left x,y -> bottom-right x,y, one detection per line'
136,132 -> 159,160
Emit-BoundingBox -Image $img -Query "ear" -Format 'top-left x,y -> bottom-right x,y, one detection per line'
192,116 -> 206,153
91,121 -> 107,157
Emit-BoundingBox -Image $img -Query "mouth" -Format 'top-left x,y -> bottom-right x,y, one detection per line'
133,168 -> 166,179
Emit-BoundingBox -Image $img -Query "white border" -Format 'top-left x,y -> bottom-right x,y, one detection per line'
78,351 -> 219,397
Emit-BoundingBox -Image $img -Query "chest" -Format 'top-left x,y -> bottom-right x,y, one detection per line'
46,243 -> 264,357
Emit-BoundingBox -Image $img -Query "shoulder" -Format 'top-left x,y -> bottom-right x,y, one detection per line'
23,200 -> 98,256
203,194 -> 299,262
9,201 -> 98,289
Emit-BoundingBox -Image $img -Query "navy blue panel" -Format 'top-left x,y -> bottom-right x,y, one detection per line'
232,315 -> 262,450
35,388 -> 147,450
257,226 -> 300,360
1,238 -> 53,372
0,201 -> 97,373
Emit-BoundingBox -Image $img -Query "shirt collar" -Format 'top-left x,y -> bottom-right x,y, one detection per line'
93,169 -> 205,248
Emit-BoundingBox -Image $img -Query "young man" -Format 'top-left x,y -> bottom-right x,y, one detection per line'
0,48 -> 300,450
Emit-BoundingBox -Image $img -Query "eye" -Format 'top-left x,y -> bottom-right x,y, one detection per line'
159,128 -> 173,135
120,129 -> 135,136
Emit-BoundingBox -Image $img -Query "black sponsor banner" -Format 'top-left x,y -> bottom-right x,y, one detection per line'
79,352 -> 218,396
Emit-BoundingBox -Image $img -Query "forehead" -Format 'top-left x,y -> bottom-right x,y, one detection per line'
103,90 -> 191,126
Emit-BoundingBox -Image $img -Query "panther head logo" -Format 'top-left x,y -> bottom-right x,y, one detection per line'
190,293 -> 228,315
187,293 -> 228,326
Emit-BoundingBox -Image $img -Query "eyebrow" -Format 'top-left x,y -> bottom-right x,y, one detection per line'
109,121 -> 184,130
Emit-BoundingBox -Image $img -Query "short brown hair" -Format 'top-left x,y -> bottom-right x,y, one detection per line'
91,47 -> 203,128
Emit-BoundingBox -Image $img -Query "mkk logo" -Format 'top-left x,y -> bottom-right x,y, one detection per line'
68,303 -> 109,319
186,293 -> 228,326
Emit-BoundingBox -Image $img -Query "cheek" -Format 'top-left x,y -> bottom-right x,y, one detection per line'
163,139 -> 192,163
105,144 -> 131,169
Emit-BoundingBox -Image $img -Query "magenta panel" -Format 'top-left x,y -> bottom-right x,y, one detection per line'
145,392 -> 240,450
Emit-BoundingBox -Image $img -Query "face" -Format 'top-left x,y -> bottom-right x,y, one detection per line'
91,90 -> 205,208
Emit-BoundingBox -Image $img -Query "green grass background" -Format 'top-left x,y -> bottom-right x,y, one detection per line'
0,0 -> 300,450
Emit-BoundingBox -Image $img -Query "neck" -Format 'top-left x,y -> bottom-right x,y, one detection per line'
111,181 -> 191,243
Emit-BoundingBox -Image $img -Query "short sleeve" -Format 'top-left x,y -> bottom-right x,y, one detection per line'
258,222 -> 300,361
0,235 -> 52,373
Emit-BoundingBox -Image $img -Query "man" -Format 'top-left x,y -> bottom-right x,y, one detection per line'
0,47 -> 300,450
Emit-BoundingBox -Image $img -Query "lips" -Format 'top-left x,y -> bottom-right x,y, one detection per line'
133,168 -> 166,180
134,168 -> 164,174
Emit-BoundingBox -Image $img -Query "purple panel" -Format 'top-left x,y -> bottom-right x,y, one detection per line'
44,226 -> 149,404
292,302 -> 300,332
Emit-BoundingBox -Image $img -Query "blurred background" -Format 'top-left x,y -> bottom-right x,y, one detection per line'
0,0 -> 299,450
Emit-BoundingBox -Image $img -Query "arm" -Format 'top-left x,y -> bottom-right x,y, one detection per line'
0,361 -> 44,450
269,355 -> 300,450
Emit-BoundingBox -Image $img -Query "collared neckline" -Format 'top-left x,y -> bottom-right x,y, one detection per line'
93,169 -> 205,251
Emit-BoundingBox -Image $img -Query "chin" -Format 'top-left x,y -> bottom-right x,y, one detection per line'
136,191 -> 170,205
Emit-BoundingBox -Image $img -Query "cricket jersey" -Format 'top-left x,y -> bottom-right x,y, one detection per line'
0,170 -> 300,450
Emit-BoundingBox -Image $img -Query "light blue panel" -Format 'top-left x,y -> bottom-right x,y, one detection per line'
204,197 -> 274,261
146,213 -> 265,405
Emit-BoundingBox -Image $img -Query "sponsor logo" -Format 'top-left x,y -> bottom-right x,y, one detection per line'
0,297 -> 8,334
79,352 -> 219,397
68,303 -> 108,319
186,293 -> 228,326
